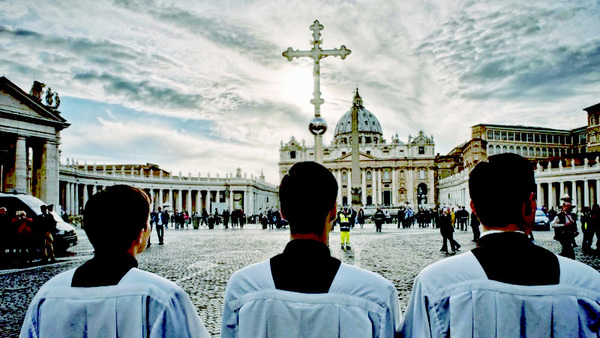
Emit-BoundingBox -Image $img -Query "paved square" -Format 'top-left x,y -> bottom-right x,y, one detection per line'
1,224 -> 599,337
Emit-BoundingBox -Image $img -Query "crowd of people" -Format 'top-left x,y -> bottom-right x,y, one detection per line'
0,204 -> 57,264
18,156 -> 600,337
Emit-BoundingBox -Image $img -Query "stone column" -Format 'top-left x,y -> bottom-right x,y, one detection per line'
372,169 -> 377,205
196,190 -> 201,213
549,183 -> 555,209
159,189 -> 164,208
228,189 -> 233,212
536,183 -> 542,207
15,136 -> 27,193
336,170 -> 342,207
92,185 -> 97,195
83,184 -> 89,208
186,189 -> 192,214
65,182 -> 71,214
392,168 -> 397,206
572,182 -> 578,209
584,180 -> 590,208
407,169 -> 414,207
177,190 -> 183,211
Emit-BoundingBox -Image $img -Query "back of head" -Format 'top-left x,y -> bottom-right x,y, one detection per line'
469,153 -> 535,228
84,185 -> 150,253
279,161 -> 338,235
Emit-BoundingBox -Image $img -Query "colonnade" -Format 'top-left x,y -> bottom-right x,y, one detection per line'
58,164 -> 278,216
439,159 -> 600,212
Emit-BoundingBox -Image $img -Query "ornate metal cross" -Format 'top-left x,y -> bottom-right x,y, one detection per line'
282,20 -> 351,163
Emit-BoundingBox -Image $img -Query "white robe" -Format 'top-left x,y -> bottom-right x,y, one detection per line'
221,260 -> 401,337
400,251 -> 600,337
20,268 -> 210,338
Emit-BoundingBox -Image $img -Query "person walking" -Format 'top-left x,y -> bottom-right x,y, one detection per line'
373,207 -> 385,233
551,196 -> 578,259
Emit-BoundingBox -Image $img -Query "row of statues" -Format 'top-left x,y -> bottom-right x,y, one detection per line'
29,81 -> 60,110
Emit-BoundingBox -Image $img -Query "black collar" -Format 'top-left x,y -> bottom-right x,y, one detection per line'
271,239 -> 341,293
72,252 -> 138,287
472,232 -> 559,285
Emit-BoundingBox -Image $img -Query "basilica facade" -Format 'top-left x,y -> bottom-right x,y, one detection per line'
279,90 -> 436,209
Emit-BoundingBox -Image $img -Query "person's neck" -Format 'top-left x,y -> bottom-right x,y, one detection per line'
290,233 -> 328,245
483,223 -> 530,234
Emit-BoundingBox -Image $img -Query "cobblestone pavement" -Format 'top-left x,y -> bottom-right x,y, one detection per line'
1,223 -> 599,337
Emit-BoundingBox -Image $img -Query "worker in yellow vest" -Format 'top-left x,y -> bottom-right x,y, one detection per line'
339,208 -> 351,250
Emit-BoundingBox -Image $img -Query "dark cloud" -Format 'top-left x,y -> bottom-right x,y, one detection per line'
416,2 -> 599,102
72,70 -> 205,110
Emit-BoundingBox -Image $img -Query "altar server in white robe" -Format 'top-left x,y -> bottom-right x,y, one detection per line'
20,185 -> 209,338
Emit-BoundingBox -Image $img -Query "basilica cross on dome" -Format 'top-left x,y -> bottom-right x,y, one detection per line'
282,20 -> 351,163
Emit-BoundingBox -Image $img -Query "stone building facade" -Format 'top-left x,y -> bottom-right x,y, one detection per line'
0,77 -> 69,206
439,102 -> 600,212
279,90 -> 436,208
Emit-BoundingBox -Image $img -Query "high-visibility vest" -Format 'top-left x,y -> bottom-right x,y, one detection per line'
339,214 -> 349,223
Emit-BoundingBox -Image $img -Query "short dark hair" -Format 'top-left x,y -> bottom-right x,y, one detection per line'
469,153 -> 535,228
84,185 -> 150,253
279,162 -> 338,235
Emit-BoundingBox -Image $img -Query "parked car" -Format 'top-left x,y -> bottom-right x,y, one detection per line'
534,209 -> 550,231
0,192 -> 77,252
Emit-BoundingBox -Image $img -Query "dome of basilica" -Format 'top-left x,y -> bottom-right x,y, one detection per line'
333,90 -> 383,137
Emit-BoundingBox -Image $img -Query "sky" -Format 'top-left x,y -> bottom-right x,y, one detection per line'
1,0 -> 599,184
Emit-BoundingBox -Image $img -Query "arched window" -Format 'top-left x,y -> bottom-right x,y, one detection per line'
488,144 -> 494,155
516,146 -> 521,155
536,147 -> 541,157
542,148 -> 548,157
502,145 -> 508,153
529,147 -> 534,156
496,145 -> 501,154
509,146 -> 514,153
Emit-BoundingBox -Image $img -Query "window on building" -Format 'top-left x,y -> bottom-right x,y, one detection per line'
290,151 -> 296,159
542,147 -> 548,157
366,150 -> 371,155
501,131 -> 507,141
487,130 -> 493,139
488,144 -> 494,155
496,145 -> 501,154
219,191 -> 226,203
342,171 -> 348,181
509,146 -> 514,153
419,169 -> 426,180
365,137 -> 371,144
502,145 -> 508,153
383,170 -> 390,181
367,171 -> 372,181
494,131 -> 501,140
508,132 -> 514,141
516,146 -> 521,155
529,147 -> 534,156
515,132 -> 521,141
419,146 -> 425,154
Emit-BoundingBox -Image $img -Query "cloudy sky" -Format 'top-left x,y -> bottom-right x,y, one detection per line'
1,0 -> 598,184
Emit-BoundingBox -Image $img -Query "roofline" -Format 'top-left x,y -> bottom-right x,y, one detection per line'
471,123 -> 584,133
0,76 -> 70,129
584,102 -> 600,112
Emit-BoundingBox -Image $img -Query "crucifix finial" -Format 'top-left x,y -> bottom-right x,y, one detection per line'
310,20 -> 324,46
282,20 -> 351,163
